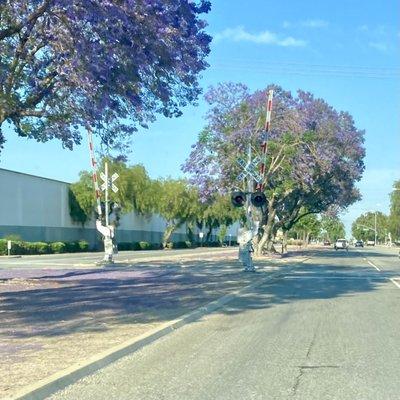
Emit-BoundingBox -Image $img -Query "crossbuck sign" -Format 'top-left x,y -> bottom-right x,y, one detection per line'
100,172 -> 119,193
236,156 -> 263,184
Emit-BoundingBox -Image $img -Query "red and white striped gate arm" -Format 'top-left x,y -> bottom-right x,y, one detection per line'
86,126 -> 103,217
258,89 -> 274,191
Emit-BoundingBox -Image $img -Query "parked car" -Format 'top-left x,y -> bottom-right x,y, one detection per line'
323,240 -> 331,246
366,240 -> 375,246
355,240 -> 364,247
334,239 -> 349,251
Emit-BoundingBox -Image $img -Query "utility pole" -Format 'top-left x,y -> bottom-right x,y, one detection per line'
86,127 -> 119,263
233,89 -> 273,271
374,210 -> 377,246
104,162 -> 110,228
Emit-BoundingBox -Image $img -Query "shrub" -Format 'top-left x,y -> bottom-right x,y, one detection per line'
12,241 -> 29,255
202,241 -> 221,247
288,239 -> 304,246
132,242 -> 141,250
0,239 -> 7,255
63,241 -> 78,253
77,240 -> 89,252
30,242 -> 50,254
50,242 -> 67,253
0,239 -> 30,255
175,241 -> 189,249
0,239 -> 90,255
165,241 -> 191,249
118,242 -> 134,251
139,241 -> 152,250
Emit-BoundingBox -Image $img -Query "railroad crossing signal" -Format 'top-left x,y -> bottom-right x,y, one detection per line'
100,172 -> 119,193
231,191 -> 266,208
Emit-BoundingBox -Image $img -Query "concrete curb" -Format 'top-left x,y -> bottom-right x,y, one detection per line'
8,258 -> 310,400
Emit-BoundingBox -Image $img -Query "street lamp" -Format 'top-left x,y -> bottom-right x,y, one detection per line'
358,223 -> 377,245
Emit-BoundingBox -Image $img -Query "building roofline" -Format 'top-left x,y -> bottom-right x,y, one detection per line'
0,167 -> 71,185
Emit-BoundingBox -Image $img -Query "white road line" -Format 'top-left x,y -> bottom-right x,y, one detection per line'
363,257 -> 400,290
367,260 -> 381,271
389,278 -> 400,289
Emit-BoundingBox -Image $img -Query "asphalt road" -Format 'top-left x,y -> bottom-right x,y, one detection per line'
49,246 -> 400,400
0,247 -> 235,269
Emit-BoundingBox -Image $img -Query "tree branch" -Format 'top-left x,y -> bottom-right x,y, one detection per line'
0,0 -> 53,41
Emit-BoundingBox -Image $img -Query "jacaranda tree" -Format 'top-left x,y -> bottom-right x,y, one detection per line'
183,83 -> 365,254
0,0 -> 211,151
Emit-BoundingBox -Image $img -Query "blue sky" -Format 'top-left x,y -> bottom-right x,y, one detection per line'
1,0 -> 399,235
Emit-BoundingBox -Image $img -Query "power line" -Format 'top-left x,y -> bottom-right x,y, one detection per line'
210,59 -> 400,79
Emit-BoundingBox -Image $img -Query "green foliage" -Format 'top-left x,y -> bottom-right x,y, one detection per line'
69,173 -> 95,225
0,239 -> 89,255
118,242 -> 154,251
69,158 -> 157,226
118,242 -> 134,251
0,240 -> 8,255
28,242 -> 50,254
217,225 -> 228,244
389,180 -> 400,241
288,212 -> 321,240
202,241 -> 222,247
351,211 -> 389,243
321,216 -> 346,242
50,242 -> 67,254
153,179 -> 201,246
165,241 -> 194,249
203,195 -> 242,231
138,241 -> 153,250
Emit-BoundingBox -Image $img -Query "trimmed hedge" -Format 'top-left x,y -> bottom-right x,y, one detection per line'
139,241 -> 152,250
117,241 -> 154,251
165,241 -> 194,249
50,242 -> 67,254
0,239 -> 90,256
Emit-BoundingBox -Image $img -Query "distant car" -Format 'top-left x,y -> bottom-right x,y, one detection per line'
323,240 -> 331,246
366,240 -> 375,246
334,239 -> 349,251
355,240 -> 364,247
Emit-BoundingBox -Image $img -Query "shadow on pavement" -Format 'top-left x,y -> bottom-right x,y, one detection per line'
220,251 -> 398,316
0,260 -> 256,339
0,248 -> 396,340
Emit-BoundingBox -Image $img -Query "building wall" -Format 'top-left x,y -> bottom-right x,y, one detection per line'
0,168 -> 237,246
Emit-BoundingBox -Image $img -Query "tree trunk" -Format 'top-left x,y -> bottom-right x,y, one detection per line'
281,230 -> 288,254
186,224 -> 195,243
255,208 -> 276,256
205,225 -> 213,242
162,223 -> 177,248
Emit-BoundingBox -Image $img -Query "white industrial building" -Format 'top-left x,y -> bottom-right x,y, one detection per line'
0,168 -> 236,248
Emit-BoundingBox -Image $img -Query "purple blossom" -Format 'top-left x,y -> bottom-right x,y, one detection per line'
0,0 -> 211,151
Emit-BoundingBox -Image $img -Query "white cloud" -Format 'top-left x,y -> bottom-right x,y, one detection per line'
368,41 -> 389,52
357,24 -> 369,32
214,26 -> 307,47
283,19 -> 329,29
300,19 -> 329,28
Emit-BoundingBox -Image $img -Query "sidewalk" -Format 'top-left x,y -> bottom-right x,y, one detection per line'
0,250 -> 309,399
